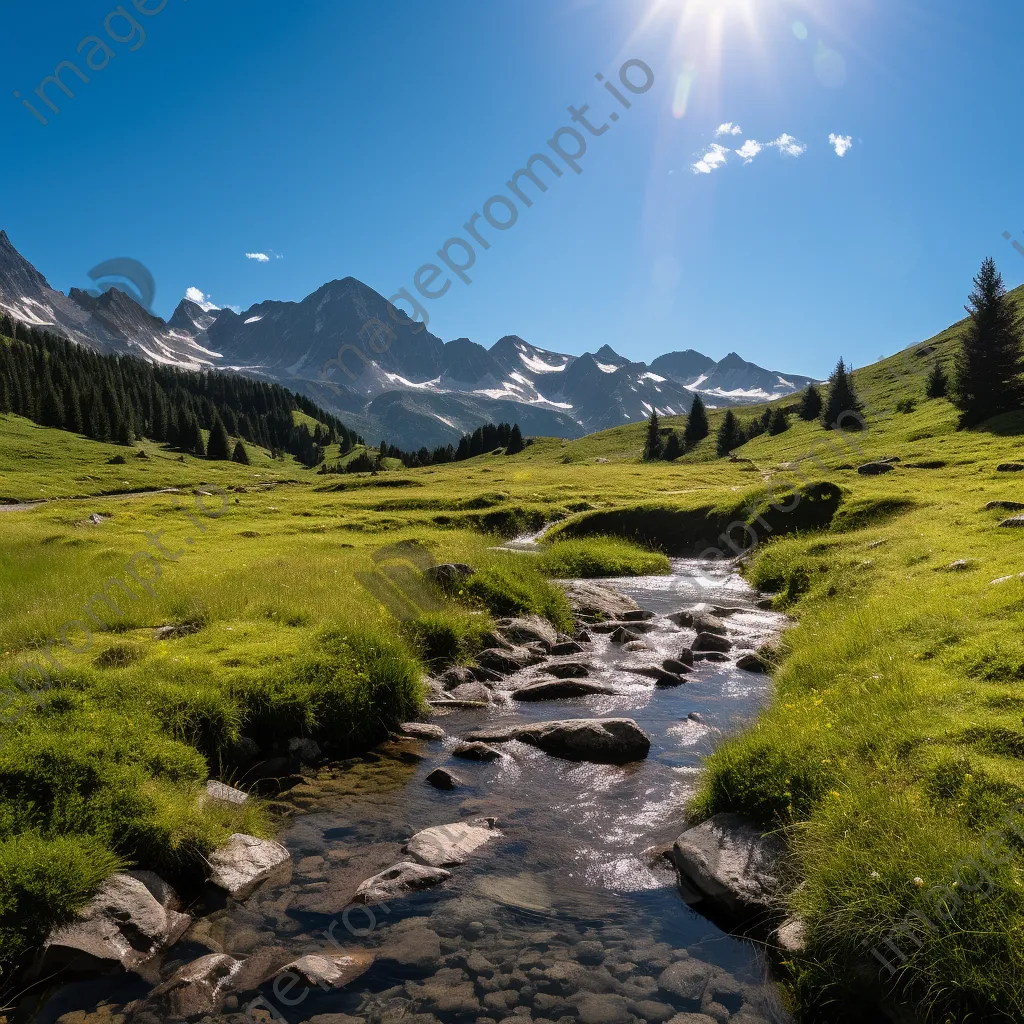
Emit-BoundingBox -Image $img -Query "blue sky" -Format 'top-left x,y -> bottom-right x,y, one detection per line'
2,0 -> 1022,378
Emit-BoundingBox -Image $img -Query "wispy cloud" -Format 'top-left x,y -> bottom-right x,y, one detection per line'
769,133 -> 807,158
185,287 -> 219,311
829,133 -> 853,157
735,139 -> 763,163
714,122 -> 742,137
245,252 -> 270,263
692,143 -> 730,174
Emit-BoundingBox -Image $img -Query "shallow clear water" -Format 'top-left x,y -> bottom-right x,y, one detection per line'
35,559 -> 792,1024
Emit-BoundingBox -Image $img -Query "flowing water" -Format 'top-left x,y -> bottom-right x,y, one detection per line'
35,558 -> 791,1024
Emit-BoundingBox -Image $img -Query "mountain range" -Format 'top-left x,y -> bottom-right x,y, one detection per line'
0,231 -> 819,448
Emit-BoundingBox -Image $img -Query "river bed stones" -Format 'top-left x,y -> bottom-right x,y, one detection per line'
609,626 -> 641,644
449,681 -> 495,703
692,632 -> 732,653
736,650 -> 770,672
671,814 -> 788,926
271,949 -> 376,990
425,766 -> 462,789
208,834 -> 293,900
464,718 -> 651,764
663,658 -> 693,676
452,740 -> 503,761
404,818 -> 501,867
353,861 -> 452,903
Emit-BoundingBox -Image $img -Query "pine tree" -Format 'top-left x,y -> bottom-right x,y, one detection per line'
207,415 -> 232,460
116,415 -> 134,446
798,384 -> 823,421
768,407 -> 790,435
0,372 -> 9,415
664,432 -> 681,461
62,381 -> 83,434
820,359 -> 864,431
925,360 -> 948,399
231,440 -> 250,465
682,394 -> 710,449
39,384 -> 65,429
716,410 -> 742,456
506,423 -> 525,455
190,419 -> 206,458
643,411 -> 663,461
951,258 -> 1024,426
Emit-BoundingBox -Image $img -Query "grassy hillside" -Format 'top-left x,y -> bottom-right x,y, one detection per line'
0,279 -> 1023,1018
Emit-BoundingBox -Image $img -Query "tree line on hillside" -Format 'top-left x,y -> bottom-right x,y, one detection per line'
643,257 -> 1023,461
0,314 -> 361,467
316,421 -> 527,475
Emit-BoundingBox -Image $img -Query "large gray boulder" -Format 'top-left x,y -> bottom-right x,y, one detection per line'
559,580 -> 640,619
465,718 -> 651,764
404,817 -> 501,867
672,814 -> 788,924
37,872 -> 189,974
145,953 -> 242,1017
352,861 -> 451,904
207,833 -> 292,900
398,722 -> 446,740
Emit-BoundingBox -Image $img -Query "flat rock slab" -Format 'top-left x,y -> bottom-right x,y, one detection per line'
208,833 -> 292,900
672,813 -> 787,923
404,818 -> 501,867
465,718 -> 651,764
39,872 -> 189,974
857,462 -> 894,475
997,463 -> 1024,472
272,950 -> 375,990
512,679 -> 616,701
146,953 -> 242,1017
353,861 -> 451,904
559,580 -> 640,619
998,516 -> 1024,528
399,722 -> 446,740
986,500 -> 1024,510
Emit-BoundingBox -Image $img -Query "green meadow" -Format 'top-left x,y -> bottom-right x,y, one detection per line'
1,283 -> 1024,1021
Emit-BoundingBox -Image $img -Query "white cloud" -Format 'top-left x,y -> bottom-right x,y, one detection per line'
769,133 -> 807,158
185,287 -> 219,312
692,143 -> 730,174
715,122 -> 742,136
829,133 -> 853,157
245,252 -> 271,263
735,139 -> 763,163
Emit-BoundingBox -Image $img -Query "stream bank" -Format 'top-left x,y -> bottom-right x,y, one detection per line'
25,557 -> 793,1024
